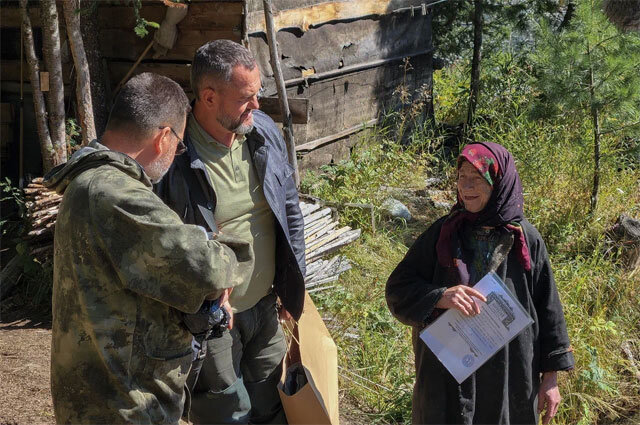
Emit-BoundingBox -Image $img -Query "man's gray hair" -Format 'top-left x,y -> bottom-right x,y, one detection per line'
105,73 -> 190,143
191,39 -> 256,99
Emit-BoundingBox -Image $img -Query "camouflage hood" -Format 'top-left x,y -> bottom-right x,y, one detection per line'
47,139 -> 251,423
43,140 -> 151,193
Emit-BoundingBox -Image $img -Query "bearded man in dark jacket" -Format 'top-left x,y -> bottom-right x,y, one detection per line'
155,40 -> 306,424
45,73 -> 251,424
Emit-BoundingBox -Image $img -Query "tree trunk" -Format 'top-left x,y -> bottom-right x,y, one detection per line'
466,0 -> 484,131
588,51 -> 600,214
40,0 -> 67,165
63,0 -> 96,146
590,109 -> 601,213
558,1 -> 575,32
20,0 -> 56,172
80,3 -> 109,137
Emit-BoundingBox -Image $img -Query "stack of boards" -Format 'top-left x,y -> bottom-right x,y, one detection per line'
300,201 -> 361,293
22,181 -> 360,294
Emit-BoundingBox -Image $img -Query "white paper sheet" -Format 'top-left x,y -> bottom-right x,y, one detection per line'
420,272 -> 533,383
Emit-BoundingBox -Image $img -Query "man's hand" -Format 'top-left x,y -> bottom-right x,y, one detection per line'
278,306 -> 293,323
220,287 -> 234,330
435,285 -> 487,316
538,371 -> 561,425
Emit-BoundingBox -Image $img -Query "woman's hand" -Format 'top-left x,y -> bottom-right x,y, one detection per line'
538,371 -> 561,425
435,285 -> 487,316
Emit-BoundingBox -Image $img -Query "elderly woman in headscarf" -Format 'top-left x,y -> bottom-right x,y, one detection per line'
386,142 -> 574,425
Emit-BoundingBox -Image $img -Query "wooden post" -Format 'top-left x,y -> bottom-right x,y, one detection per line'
242,1 -> 250,48
262,0 -> 300,188
19,22 -> 24,188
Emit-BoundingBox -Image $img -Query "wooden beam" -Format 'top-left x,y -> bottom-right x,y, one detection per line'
1,60 -> 73,85
99,29 -> 240,61
97,3 -> 242,30
259,97 -> 309,124
1,6 -> 42,28
284,48 -> 433,87
1,2 -> 242,29
247,0 -> 426,33
296,118 -> 378,152
108,61 -> 192,88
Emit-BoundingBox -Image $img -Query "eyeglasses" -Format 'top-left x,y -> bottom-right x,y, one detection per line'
159,126 -> 187,155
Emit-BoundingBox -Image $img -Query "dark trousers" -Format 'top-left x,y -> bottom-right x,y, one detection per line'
187,293 -> 288,424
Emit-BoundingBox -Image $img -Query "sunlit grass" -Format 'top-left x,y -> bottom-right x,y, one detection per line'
302,59 -> 640,424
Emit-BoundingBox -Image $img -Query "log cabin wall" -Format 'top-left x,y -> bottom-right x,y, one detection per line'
0,0 -> 432,177
247,0 -> 433,168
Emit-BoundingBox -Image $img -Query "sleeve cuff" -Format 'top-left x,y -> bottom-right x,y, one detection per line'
420,287 -> 447,327
540,348 -> 575,372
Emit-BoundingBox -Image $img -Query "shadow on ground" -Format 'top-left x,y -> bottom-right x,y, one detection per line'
0,302 -> 52,330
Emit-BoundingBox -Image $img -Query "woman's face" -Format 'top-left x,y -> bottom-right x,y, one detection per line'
457,161 -> 493,213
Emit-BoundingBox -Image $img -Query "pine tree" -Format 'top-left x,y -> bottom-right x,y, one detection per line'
532,0 -> 640,213
432,0 -> 565,130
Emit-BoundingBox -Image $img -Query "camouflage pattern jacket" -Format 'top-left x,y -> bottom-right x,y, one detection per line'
44,141 -> 252,424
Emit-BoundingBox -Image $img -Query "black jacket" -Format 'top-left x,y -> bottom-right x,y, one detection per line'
155,110 -> 306,320
386,217 -> 574,424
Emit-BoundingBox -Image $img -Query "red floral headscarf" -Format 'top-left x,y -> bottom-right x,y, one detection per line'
436,142 -> 531,285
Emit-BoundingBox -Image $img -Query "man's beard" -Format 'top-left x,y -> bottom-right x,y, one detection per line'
145,152 -> 173,183
217,110 -> 254,135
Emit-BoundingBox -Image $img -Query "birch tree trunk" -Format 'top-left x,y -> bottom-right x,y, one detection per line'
20,0 -> 56,172
63,0 -> 96,145
80,3 -> 108,137
40,0 -> 67,164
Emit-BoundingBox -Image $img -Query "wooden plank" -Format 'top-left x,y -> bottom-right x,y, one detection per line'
1,2 -> 242,29
97,3 -> 243,30
141,0 -> 243,3
247,0 -> 426,33
40,72 -> 49,92
259,97 -> 309,124
1,103 -> 14,123
289,52 -> 432,143
100,29 -> 240,61
1,6 -> 42,28
296,118 -> 377,152
1,60 -> 73,85
108,61 -> 192,89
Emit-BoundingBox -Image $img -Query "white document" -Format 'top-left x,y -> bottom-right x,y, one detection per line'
420,272 -> 533,384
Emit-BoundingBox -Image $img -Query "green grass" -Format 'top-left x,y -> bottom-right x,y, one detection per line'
302,59 -> 640,424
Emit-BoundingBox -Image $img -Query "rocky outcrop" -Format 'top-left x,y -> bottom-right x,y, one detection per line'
609,214 -> 640,270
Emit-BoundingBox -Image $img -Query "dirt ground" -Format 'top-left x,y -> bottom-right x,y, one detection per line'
0,306 -> 360,425
2,308 -> 639,425
0,309 -> 54,425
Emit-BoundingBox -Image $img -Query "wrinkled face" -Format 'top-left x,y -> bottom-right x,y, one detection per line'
214,65 -> 261,135
457,160 -> 493,213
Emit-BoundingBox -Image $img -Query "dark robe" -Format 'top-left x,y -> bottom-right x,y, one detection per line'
386,217 -> 574,424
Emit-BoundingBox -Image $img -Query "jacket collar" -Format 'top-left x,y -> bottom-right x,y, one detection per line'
184,130 -> 207,173
184,121 -> 269,181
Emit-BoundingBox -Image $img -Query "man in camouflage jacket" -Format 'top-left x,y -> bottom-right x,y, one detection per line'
44,73 -> 252,424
